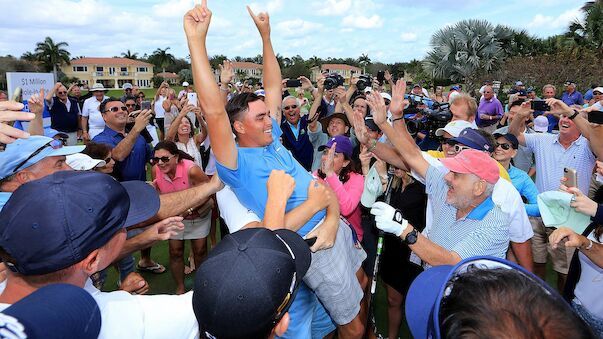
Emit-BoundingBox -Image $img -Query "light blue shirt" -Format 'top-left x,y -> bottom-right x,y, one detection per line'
287,120 -> 301,139
507,165 -> 540,217
424,166 -> 510,260
0,192 -> 10,211
524,133 -> 595,194
308,121 -> 330,171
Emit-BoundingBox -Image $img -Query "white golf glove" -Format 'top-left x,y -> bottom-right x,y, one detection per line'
370,201 -> 409,236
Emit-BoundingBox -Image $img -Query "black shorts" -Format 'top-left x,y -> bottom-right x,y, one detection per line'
155,118 -> 165,133
380,234 -> 423,295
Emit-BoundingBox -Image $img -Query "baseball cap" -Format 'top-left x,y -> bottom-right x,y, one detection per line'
405,256 -> 559,339
537,191 -> 591,234
1,283 -> 101,339
449,128 -> 493,152
361,164 -> 384,207
492,133 -> 519,149
517,89 -> 528,96
450,86 -> 460,91
533,115 -> 549,132
435,120 -> 474,137
122,83 -> 133,90
320,113 -> 350,134
364,116 -> 382,133
193,228 -> 311,339
380,92 -> 392,102
254,89 -> 266,97
440,149 -> 500,184
66,153 -> 106,171
0,136 -> 84,180
0,171 -> 160,275
592,86 -> 603,94
182,81 -> 190,87
515,81 -> 524,86
318,135 -> 353,158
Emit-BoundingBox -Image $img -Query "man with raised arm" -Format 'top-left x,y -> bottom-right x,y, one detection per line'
184,3 -> 365,338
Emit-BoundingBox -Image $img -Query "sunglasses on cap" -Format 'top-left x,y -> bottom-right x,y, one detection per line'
105,106 -> 127,113
150,155 -> 175,164
496,143 -> 512,150
12,139 -> 64,173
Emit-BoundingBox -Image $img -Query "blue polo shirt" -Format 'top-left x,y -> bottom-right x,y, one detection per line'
561,91 -> 584,106
93,126 -> 151,181
216,118 -> 325,237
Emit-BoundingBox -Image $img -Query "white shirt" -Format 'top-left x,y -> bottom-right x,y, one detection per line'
216,185 -> 261,233
154,96 -> 166,118
202,137 -> 217,176
574,231 -> 603,318
82,96 -> 109,139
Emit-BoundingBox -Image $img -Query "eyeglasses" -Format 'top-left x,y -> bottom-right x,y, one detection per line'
57,91 -> 67,95
150,155 -> 175,164
453,144 -> 471,153
105,106 -> 127,113
138,95 -> 145,98
103,156 -> 113,163
384,100 -> 391,105
496,143 -> 512,150
13,139 -> 63,173
284,105 -> 298,110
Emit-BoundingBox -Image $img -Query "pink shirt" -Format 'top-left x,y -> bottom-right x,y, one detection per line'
315,171 -> 365,241
154,159 -> 196,194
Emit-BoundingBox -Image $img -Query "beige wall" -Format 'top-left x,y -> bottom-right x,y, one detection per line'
62,63 -> 153,89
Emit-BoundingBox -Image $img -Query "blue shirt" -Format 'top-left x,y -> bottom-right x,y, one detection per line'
281,116 -> 314,170
507,165 -> 540,217
584,88 -> 594,101
216,118 -> 325,237
424,165 -> 510,260
561,91 -> 584,106
92,126 -> 151,181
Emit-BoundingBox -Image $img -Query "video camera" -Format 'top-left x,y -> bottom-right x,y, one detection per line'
356,75 -> 373,91
406,100 -> 452,139
324,73 -> 345,90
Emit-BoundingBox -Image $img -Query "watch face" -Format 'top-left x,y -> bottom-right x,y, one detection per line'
405,229 -> 418,245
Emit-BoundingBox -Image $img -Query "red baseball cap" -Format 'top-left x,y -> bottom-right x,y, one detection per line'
440,149 -> 500,184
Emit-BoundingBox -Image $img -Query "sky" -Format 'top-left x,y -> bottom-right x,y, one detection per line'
0,0 -> 586,64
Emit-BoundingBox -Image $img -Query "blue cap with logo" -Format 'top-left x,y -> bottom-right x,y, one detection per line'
0,171 -> 160,275
0,136 -> 84,180
449,128 -> 493,152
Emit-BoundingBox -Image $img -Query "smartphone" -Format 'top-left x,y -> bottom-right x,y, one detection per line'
376,70 -> 385,85
141,100 -> 151,110
531,100 -> 550,111
187,92 -> 198,107
588,110 -> 603,124
11,87 -> 22,102
285,79 -> 302,88
564,168 -> 578,188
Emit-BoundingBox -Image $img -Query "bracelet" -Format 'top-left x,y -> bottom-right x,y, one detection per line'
367,139 -> 378,152
392,117 -> 404,123
583,239 -> 594,250
569,109 -> 580,120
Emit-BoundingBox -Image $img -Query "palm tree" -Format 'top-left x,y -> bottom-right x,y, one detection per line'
424,19 -> 512,92
149,47 -> 175,73
34,37 -> 71,80
21,51 -> 38,62
307,55 -> 322,68
121,50 -> 139,60
567,0 -> 603,50
357,53 -> 371,73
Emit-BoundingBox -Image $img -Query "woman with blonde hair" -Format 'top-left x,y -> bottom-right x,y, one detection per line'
152,82 -> 170,139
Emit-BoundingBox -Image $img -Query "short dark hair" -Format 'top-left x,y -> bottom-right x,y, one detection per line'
440,269 -> 594,338
153,140 -> 195,162
509,99 -> 525,109
82,142 -> 113,160
225,93 -> 263,128
124,96 -> 137,103
99,97 -> 122,114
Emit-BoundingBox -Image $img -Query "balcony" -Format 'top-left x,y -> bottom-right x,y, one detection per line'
94,71 -> 104,76
120,72 -> 129,76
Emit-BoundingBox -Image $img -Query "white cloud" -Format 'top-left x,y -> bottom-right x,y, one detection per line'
152,0 -> 194,18
275,19 -> 323,38
312,0 -> 352,16
249,0 -> 283,14
400,32 -> 418,42
341,14 -> 383,29
527,7 -> 582,30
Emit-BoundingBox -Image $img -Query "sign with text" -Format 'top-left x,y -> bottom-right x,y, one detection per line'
6,72 -> 54,100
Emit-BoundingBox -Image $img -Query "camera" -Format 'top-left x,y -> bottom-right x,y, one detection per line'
406,101 -> 452,139
324,73 -> 344,90
356,75 -> 372,91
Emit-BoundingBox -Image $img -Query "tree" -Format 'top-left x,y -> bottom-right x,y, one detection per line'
21,51 -> 38,62
148,47 -> 175,73
34,37 -> 71,80
424,19 -> 513,92
307,55 -> 322,68
209,54 -> 228,70
121,50 -> 139,60
151,75 -> 165,88
282,63 -> 310,79
567,0 -> 603,51
357,53 -> 371,73
178,69 -> 193,84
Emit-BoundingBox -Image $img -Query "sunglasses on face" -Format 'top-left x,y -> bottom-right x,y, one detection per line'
496,143 -> 512,150
13,139 -> 63,173
57,91 -> 67,95
150,155 -> 175,164
103,156 -> 113,163
284,105 -> 298,110
453,144 -> 471,153
105,106 -> 127,113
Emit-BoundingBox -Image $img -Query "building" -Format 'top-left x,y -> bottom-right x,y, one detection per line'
61,57 -> 154,89
156,72 -> 179,85
213,61 -> 263,83
310,64 -> 362,85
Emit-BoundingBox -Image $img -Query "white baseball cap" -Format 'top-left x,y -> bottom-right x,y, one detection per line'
533,115 -> 549,133
435,120 -> 475,137
380,92 -> 392,101
66,153 -> 106,171
182,82 -> 190,87
361,165 -> 384,208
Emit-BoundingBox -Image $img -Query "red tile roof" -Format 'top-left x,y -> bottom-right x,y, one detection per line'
232,62 -> 262,69
321,64 -> 361,72
71,57 -> 153,67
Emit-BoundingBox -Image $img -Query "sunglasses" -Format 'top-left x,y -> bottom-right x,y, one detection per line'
103,156 -> 113,163
284,105 -> 298,110
496,143 -> 512,150
150,155 -> 175,164
453,144 -> 471,153
13,139 -> 63,173
105,106 -> 127,113
57,91 -> 67,95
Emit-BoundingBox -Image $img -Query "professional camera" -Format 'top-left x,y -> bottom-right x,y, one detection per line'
324,73 -> 344,90
406,101 -> 452,139
356,74 -> 372,91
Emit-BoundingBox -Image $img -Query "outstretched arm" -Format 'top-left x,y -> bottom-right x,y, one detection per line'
184,2 -> 237,169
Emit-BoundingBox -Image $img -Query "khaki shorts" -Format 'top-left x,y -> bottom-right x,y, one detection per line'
530,217 -> 576,275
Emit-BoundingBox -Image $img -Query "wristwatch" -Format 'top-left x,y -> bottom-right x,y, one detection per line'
569,109 -> 580,120
403,228 -> 418,245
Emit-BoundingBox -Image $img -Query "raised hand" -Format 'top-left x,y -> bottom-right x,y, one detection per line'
352,110 -> 370,145
389,79 -> 408,117
219,60 -> 234,85
183,0 -> 211,39
321,143 -> 336,177
27,87 -> 45,116
545,98 -> 572,116
560,185 -> 598,217
299,76 -> 313,91
384,70 -> 392,82
133,109 -> 152,133
247,6 -> 270,37
370,201 -> 409,236
366,91 -> 387,126
307,179 -> 332,211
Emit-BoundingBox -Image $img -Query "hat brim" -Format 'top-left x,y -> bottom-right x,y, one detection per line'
435,127 -> 447,137
439,157 -> 473,176
120,181 -> 160,227
320,113 -> 350,134
448,136 -> 483,151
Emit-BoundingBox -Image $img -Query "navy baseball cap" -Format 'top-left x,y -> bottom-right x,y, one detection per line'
0,171 -> 159,275
318,135 -> 354,158
493,132 -> 519,149
405,256 -> 561,339
1,284 -> 101,339
449,128 -> 493,152
0,136 -> 84,180
364,116 -> 382,133
193,228 -> 311,339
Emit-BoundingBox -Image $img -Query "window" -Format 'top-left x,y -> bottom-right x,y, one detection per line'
96,66 -> 103,72
73,66 -> 87,72
137,67 -> 148,72
121,67 -> 127,72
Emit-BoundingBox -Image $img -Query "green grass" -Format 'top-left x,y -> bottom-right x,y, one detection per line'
83,86 -> 186,100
